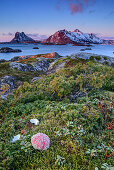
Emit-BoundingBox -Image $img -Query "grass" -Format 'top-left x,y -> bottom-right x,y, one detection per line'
0,61 -> 43,83
0,56 -> 114,169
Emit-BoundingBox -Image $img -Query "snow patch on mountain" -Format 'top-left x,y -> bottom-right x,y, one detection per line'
44,29 -> 104,44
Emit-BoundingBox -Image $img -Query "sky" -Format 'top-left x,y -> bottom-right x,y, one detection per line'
0,0 -> 114,41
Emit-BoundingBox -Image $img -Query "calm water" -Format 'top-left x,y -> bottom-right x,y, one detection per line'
0,43 -> 114,60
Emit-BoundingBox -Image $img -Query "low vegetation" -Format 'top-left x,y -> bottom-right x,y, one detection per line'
0,56 -> 114,169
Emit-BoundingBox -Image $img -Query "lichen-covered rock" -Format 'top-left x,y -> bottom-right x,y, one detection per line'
9,62 -> 35,72
0,75 -> 16,99
33,60 -> 50,72
71,52 -> 114,66
0,75 -> 16,90
10,60 -> 50,72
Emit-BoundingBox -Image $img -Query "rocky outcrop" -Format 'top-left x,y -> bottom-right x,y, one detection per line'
0,47 -> 22,53
71,52 -> 114,66
11,55 -> 36,62
0,76 -> 16,99
9,62 -> 35,72
10,32 -> 36,43
40,52 -> 61,59
11,52 -> 61,62
43,29 -> 103,45
10,59 -> 50,72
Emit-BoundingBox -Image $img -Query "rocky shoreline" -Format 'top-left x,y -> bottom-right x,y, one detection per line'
0,51 -> 114,99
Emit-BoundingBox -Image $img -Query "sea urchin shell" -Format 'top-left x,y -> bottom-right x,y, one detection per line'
31,133 -> 50,150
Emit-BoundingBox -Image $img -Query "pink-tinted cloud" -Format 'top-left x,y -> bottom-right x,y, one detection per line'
58,0 -> 95,14
70,2 -> 83,14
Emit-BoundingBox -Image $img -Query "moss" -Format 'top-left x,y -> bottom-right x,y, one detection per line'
0,58 -> 114,169
94,56 -> 101,61
0,62 -> 42,82
104,61 -> 109,65
90,56 -> 95,61
90,56 -> 101,61
103,56 -> 108,60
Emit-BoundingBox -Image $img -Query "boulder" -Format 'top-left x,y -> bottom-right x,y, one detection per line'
31,77 -> 41,83
9,62 -> 35,72
10,59 -> 50,72
40,52 -> 60,59
0,47 -> 22,53
0,75 -> 16,99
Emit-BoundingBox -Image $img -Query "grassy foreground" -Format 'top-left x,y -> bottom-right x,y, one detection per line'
0,57 -> 114,169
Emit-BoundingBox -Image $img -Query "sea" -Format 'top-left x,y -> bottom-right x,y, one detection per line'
0,43 -> 114,60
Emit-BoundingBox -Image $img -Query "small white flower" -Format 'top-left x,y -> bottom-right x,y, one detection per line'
12,134 -> 20,143
30,119 -> 39,125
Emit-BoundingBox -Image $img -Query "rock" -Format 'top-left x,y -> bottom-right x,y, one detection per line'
11,55 -> 36,62
12,134 -> 20,143
9,62 -> 35,72
31,77 -> 41,83
10,59 -> 50,72
10,52 -> 61,62
71,52 -> 114,66
30,119 -> 39,125
0,75 -> 16,99
0,47 -> 22,53
40,52 -> 60,59
33,47 -> 39,49
0,75 -> 16,90
33,60 -> 50,72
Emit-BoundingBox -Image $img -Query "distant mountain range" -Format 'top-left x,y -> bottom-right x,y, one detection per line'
43,29 -> 104,45
7,30 -> 114,45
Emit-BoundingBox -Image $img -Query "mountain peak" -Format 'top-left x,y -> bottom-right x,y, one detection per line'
73,29 -> 82,34
43,29 -> 103,44
10,32 -> 35,43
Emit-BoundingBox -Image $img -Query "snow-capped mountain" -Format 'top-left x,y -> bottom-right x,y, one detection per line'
43,29 -> 103,45
10,32 -> 36,43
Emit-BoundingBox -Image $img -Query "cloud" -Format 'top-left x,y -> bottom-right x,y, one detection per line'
70,2 -> 83,14
2,32 -> 14,36
27,33 -> 48,40
101,36 -> 114,40
0,33 -> 48,42
57,0 -> 95,14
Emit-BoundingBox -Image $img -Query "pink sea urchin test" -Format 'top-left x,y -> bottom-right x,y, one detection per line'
31,133 -> 50,150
